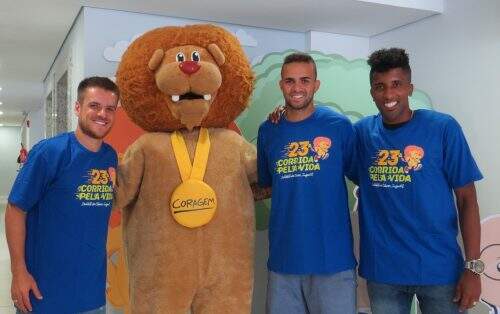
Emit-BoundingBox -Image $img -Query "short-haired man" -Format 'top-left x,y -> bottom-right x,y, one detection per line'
258,52 -> 357,314
6,76 -> 119,313
349,48 -> 483,313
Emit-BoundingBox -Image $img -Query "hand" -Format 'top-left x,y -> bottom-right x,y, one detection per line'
251,183 -> 272,201
268,105 -> 285,124
11,269 -> 43,313
453,270 -> 481,312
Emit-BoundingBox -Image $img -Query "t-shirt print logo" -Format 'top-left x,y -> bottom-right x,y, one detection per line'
369,145 -> 425,188
75,168 -> 114,204
286,140 -> 311,158
108,167 -> 117,188
312,136 -> 332,161
402,145 -> 424,173
275,136 -> 332,177
284,137 -> 333,161
375,145 -> 425,174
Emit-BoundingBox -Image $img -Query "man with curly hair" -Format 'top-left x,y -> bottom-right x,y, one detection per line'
348,48 -> 483,314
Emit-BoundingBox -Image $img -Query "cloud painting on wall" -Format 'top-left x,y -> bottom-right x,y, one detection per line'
103,41 -> 130,62
234,28 -> 258,47
103,27 -> 259,64
103,34 -> 143,62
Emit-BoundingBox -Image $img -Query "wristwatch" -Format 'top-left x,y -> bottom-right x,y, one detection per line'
465,259 -> 485,275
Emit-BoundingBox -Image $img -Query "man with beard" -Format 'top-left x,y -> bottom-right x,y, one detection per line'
6,77 -> 119,314
257,53 -> 357,313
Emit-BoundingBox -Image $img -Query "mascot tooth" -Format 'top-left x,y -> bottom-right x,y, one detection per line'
114,24 -> 257,314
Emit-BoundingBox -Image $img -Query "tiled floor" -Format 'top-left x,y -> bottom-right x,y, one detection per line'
0,203 -> 16,313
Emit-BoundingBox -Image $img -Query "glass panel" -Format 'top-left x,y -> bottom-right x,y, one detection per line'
45,92 -> 53,138
56,71 -> 68,134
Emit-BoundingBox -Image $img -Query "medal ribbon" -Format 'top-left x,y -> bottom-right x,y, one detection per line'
171,128 -> 210,182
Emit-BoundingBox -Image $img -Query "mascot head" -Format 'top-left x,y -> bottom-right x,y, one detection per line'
116,24 -> 254,131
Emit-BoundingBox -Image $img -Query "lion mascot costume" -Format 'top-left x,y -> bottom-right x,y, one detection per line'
114,24 -> 257,313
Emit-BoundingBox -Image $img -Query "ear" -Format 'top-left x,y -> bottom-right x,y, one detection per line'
369,86 -> 375,100
74,101 -> 81,115
314,80 -> 320,93
148,49 -> 165,71
207,43 -> 225,66
409,83 -> 414,96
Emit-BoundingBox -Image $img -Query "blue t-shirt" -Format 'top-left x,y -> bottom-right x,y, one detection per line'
257,105 -> 356,274
8,132 -> 117,313
350,109 -> 483,285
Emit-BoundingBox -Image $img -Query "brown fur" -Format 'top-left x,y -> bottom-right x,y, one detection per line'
115,24 -> 257,313
116,24 -> 254,131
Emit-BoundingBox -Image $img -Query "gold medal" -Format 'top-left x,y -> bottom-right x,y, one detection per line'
170,128 -> 217,228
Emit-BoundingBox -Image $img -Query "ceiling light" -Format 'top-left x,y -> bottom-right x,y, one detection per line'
0,101 -> 2,105
0,111 -> 3,115
0,124 -> 3,127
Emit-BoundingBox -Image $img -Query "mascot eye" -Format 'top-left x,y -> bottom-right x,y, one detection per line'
192,51 -> 201,62
176,53 -> 185,62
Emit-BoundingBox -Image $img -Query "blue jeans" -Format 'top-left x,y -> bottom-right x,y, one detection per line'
367,281 -> 463,314
266,269 -> 357,314
17,305 -> 106,314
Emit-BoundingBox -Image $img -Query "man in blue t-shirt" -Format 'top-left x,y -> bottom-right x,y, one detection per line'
258,52 -> 357,314
348,48 -> 483,314
6,77 -> 119,314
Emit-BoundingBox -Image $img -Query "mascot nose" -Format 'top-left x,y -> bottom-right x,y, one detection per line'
179,61 -> 201,75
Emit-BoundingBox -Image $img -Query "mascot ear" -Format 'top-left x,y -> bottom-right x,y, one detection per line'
208,43 -> 225,66
148,49 -> 165,71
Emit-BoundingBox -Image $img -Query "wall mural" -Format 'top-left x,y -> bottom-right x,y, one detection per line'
104,49 -> 434,314
480,214 -> 500,314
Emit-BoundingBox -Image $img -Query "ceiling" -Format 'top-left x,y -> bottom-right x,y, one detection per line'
0,0 -> 442,126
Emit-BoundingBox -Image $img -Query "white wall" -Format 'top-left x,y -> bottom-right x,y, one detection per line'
358,0 -> 443,12
0,127 -> 22,202
370,0 -> 500,219
308,31 -> 369,60
27,106 -> 45,148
